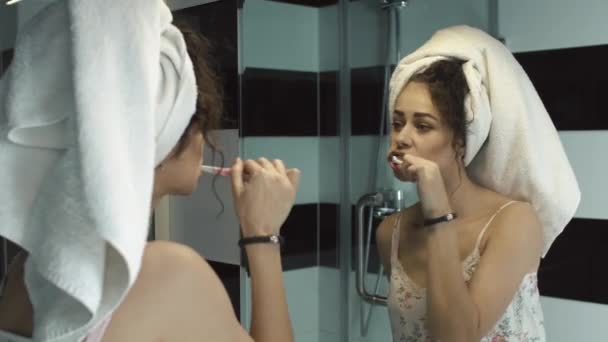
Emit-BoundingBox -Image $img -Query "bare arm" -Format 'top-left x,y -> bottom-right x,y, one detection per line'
231,158 -> 300,342
426,202 -> 543,342
246,244 -> 293,342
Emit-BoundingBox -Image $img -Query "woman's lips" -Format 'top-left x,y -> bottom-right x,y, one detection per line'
389,155 -> 404,170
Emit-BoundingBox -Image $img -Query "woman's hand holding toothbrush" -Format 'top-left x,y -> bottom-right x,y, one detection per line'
230,157 -> 300,237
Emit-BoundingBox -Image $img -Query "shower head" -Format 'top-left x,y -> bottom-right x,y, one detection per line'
381,0 -> 408,10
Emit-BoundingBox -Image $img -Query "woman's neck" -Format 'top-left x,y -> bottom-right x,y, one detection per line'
442,165 -> 485,219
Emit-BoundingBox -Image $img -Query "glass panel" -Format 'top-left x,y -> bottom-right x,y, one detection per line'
345,1 -> 608,342
239,1 -> 341,341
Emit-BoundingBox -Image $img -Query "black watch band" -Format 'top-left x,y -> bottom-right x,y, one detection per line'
423,213 -> 458,227
238,235 -> 284,248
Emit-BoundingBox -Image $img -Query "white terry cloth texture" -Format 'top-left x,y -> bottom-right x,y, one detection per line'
389,25 -> 580,257
0,0 -> 197,340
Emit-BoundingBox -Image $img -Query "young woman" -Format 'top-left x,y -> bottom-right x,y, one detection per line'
0,9 -> 299,342
376,59 -> 546,342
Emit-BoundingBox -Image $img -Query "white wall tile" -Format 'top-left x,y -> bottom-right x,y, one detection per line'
319,331 -> 339,342
242,137 -> 320,204
498,0 -> 608,53
541,296 -> 608,342
319,266 -> 392,341
243,0 -> 319,72
248,136 -> 418,206
168,130 -> 241,265
559,131 -> 608,220
348,0 -> 490,69
319,137 -> 340,203
242,267 -> 320,337
319,4 -> 339,72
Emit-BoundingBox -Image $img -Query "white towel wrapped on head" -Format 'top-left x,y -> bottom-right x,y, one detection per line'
389,25 -> 580,256
0,0 -> 197,340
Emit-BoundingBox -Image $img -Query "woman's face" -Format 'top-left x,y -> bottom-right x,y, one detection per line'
154,123 -> 205,197
387,81 -> 460,182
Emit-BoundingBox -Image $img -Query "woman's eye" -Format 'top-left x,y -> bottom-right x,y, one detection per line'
416,124 -> 431,131
392,122 -> 404,129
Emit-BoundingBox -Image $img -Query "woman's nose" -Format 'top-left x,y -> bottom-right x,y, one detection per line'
394,124 -> 413,149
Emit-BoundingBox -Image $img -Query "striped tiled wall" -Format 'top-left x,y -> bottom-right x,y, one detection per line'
239,1 -> 336,339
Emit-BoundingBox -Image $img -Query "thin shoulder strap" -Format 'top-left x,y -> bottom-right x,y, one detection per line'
473,200 -> 519,251
390,214 -> 402,263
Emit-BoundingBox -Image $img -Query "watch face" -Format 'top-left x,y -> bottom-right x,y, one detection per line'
270,236 -> 279,244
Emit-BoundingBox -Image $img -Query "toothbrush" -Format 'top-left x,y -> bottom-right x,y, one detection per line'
391,155 -> 404,164
200,165 -> 232,176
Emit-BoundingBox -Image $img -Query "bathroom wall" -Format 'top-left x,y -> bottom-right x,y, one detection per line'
0,0 -> 18,284
498,1 -> 608,340
240,1 -> 325,339
498,0 -> 608,53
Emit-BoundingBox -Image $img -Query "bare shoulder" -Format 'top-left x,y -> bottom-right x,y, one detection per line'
104,241 -> 252,342
493,199 -> 543,243
482,192 -> 543,261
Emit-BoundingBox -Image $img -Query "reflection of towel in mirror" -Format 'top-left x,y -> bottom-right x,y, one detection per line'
389,25 -> 580,256
0,0 -> 197,340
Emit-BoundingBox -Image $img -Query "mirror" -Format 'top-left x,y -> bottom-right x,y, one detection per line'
237,0 -> 608,341
1,0 -> 606,341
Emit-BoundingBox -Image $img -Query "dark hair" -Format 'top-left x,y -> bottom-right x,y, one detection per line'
175,26 -> 226,214
410,59 -> 470,156
174,27 -> 224,156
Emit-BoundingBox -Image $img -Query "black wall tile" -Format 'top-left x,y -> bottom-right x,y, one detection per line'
515,45 -> 608,131
319,71 -> 338,136
280,203 -> 319,270
242,68 -> 318,136
173,1 -> 239,129
235,203 -> 320,271
351,66 -> 388,135
539,218 -> 608,304
319,203 -> 339,267
208,260 -> 241,319
319,203 -> 383,274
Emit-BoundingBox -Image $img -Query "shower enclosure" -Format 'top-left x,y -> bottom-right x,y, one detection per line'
235,0 -> 495,341
333,0 -> 494,340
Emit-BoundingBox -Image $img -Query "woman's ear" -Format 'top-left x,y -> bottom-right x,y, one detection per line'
453,139 -> 466,161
